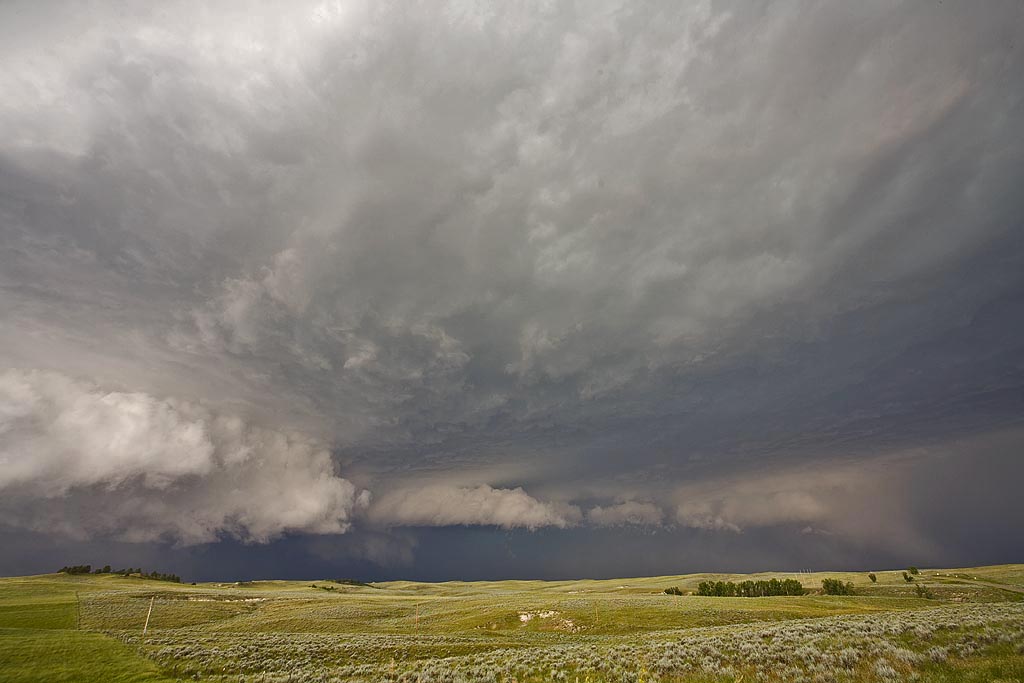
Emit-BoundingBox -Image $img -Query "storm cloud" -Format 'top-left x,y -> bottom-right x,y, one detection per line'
1,0 -> 1022,576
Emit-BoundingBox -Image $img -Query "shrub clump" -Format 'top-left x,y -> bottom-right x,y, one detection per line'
821,578 -> 855,595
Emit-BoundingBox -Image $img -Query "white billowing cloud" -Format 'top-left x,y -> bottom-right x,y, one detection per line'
0,369 -> 367,544
586,501 -> 664,527
0,369 -> 214,493
368,485 -> 582,530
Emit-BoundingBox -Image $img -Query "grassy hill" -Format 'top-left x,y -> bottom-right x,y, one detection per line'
0,565 -> 1022,682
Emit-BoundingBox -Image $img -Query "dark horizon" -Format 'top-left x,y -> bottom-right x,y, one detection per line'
5,520 -> 1023,585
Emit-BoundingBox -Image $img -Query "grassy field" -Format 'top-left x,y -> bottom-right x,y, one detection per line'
0,565 -> 1021,682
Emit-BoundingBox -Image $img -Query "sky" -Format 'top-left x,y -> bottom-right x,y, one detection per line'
1,0 -> 1023,582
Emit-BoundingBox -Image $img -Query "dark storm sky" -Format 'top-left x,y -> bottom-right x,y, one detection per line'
1,0 -> 1023,581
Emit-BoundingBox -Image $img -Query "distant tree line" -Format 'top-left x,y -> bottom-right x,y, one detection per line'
137,570 -> 182,583
57,565 -> 182,583
696,579 -> 805,597
58,565 -> 100,575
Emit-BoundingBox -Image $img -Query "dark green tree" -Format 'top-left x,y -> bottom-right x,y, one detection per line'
696,578 -> 804,597
822,578 -> 854,595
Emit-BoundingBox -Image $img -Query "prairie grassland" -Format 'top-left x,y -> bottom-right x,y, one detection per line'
0,565 -> 1022,682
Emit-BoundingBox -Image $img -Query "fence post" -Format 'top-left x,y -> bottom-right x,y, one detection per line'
142,596 -> 155,639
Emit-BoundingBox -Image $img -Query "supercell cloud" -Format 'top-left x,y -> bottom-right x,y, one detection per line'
1,0 -> 1022,577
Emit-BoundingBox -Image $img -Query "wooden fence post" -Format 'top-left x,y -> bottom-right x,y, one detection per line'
142,596 -> 155,639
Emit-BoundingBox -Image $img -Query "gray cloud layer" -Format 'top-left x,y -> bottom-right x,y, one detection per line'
1,1 -> 1023,569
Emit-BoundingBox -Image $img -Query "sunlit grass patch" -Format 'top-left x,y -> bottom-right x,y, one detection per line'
0,628 -> 175,683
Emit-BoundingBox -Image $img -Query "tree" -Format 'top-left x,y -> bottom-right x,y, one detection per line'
663,586 -> 683,596
868,573 -> 877,583
914,584 -> 933,599
908,566 -> 920,575
903,572 -> 914,583
822,578 -> 854,595
697,578 -> 804,597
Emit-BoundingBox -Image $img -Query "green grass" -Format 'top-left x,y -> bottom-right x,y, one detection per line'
0,629 -> 175,683
930,564 -> 1024,591
0,574 -> 183,683
917,644 -> 1024,682
0,600 -> 76,630
0,565 -> 1021,682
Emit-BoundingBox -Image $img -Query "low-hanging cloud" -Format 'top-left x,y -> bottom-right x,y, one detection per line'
586,501 -> 665,528
676,490 -> 827,534
0,369 -> 368,544
668,453 -> 944,560
368,485 -> 582,530
673,462 -> 876,534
